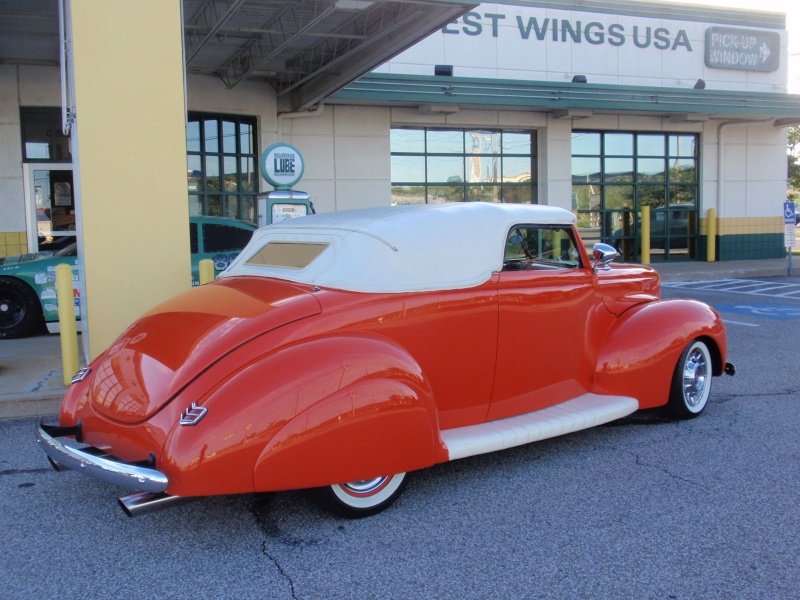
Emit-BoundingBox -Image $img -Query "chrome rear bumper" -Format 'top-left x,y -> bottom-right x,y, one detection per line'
35,419 -> 168,494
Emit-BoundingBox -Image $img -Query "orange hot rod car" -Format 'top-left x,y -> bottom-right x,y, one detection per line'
36,202 -> 734,518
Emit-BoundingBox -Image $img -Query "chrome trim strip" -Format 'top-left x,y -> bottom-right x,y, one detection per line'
70,367 -> 92,384
35,420 -> 168,494
179,402 -> 207,426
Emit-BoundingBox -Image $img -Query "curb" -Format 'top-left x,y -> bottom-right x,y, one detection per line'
656,267 -> 794,282
0,394 -> 62,420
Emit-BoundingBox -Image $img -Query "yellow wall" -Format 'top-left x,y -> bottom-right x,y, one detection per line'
700,216 -> 784,235
70,0 -> 189,359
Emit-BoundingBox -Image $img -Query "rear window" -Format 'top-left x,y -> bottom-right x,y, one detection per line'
203,223 -> 254,253
245,242 -> 329,269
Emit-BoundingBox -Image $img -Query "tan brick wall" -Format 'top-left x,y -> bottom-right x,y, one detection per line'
0,231 -> 27,258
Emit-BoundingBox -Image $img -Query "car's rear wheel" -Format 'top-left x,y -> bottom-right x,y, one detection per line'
667,339 -> 712,419
317,472 -> 409,518
0,277 -> 42,339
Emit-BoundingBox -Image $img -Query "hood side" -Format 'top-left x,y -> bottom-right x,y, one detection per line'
596,263 -> 661,317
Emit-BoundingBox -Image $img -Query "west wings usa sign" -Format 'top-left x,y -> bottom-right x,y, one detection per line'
705,27 -> 780,72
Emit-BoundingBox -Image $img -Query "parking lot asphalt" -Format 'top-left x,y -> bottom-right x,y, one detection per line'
0,256 -> 796,420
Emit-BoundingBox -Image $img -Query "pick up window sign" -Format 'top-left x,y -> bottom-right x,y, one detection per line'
705,27 -> 780,72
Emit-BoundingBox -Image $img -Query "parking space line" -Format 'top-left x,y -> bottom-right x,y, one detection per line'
722,319 -> 760,327
663,279 -> 800,300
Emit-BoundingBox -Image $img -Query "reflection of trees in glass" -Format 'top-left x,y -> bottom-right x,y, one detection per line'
392,186 -> 425,205
638,185 -> 666,209
605,184 -> 634,210
390,128 -> 535,204
430,185 -> 466,202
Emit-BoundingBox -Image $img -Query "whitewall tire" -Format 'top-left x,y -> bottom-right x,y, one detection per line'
318,472 -> 409,518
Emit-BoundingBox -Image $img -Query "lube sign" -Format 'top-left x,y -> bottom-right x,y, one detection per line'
705,27 -> 780,72
260,143 -> 304,189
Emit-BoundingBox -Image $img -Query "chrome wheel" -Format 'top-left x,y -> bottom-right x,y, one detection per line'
682,344 -> 709,409
668,339 -> 713,419
339,477 -> 392,496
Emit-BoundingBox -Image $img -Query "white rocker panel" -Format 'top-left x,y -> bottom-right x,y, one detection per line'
441,393 -> 639,461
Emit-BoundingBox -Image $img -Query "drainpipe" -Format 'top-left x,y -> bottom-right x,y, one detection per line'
277,102 -> 325,142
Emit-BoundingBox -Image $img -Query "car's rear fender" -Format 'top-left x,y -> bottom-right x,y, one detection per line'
593,299 -> 727,409
159,332 -> 444,497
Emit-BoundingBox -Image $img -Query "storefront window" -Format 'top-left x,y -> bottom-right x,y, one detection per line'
187,113 -> 257,223
21,108 -> 71,162
572,130 -> 699,262
391,128 -> 537,205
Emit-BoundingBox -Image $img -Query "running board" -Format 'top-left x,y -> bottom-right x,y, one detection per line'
441,393 -> 639,461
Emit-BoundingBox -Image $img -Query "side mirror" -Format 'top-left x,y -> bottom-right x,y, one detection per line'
592,243 -> 617,272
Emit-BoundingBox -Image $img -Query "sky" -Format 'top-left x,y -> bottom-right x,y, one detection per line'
657,0 -> 800,92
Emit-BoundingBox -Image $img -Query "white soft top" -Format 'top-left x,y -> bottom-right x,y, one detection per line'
221,202 -> 577,293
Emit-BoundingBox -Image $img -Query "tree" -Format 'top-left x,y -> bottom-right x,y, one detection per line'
788,125 -> 800,194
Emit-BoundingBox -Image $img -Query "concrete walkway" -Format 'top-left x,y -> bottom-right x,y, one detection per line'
1,256 -> 796,420
0,330 -> 74,419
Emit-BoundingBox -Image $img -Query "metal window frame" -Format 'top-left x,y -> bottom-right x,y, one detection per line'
390,127 -> 538,205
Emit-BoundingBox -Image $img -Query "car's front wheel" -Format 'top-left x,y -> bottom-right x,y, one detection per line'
0,277 -> 43,339
667,339 -> 713,419
317,472 -> 409,518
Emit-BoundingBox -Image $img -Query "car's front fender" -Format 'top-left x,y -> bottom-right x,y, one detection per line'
159,332 -> 444,497
593,299 -> 727,409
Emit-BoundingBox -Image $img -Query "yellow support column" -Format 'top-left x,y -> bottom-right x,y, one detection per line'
640,206 -> 651,264
56,264 -> 79,386
69,1 -> 190,360
706,208 -> 717,262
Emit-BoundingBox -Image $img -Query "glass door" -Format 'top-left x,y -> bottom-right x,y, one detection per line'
24,164 -> 75,252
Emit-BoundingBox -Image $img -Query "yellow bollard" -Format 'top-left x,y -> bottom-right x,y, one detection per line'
55,263 -> 80,386
640,206 -> 651,265
706,208 -> 717,262
198,258 -> 215,285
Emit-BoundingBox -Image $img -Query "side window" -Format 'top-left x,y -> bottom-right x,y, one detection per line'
189,223 -> 199,254
503,225 -> 582,270
202,223 -> 254,253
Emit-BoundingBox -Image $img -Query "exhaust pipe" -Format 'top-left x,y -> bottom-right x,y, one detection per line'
118,492 -> 196,517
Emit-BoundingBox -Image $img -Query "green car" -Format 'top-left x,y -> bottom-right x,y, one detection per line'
0,216 -> 256,339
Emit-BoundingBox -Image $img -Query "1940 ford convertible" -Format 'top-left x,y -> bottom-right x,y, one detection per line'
36,202 -> 734,518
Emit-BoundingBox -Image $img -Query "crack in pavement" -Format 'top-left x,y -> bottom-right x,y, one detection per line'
605,446 -> 709,491
249,496 -> 299,600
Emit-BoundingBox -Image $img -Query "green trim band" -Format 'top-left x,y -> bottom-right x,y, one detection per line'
332,74 -> 800,120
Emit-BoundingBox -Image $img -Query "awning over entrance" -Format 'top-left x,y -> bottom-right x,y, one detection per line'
331,73 -> 800,124
0,0 -> 478,111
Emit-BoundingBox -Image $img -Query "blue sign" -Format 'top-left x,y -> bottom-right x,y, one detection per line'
785,201 -> 796,225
